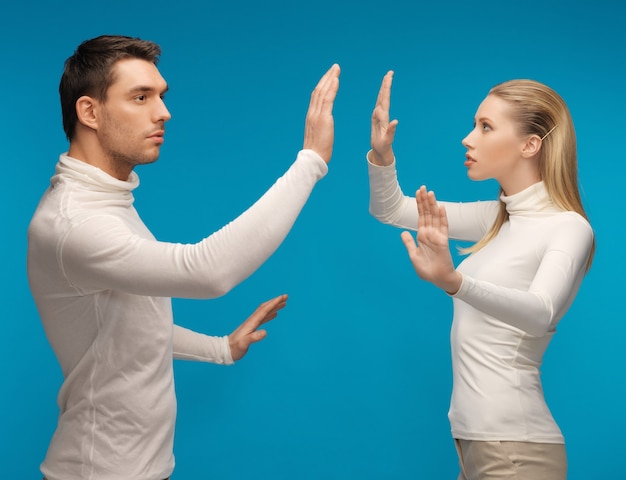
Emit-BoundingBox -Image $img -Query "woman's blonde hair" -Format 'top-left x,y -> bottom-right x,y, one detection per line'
461,79 -> 595,270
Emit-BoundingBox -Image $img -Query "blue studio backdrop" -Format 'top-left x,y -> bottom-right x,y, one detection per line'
2,0 -> 624,478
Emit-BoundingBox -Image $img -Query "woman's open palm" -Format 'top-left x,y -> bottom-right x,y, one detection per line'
400,187 -> 461,293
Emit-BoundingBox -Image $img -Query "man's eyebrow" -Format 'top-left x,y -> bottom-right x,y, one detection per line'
128,84 -> 169,95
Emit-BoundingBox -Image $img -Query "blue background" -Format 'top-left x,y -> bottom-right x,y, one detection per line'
1,0 -> 624,478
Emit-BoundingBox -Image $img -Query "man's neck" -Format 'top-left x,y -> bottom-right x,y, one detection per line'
67,142 -> 132,181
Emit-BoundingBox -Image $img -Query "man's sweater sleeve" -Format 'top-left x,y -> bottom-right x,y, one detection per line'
172,325 -> 234,364
61,149 -> 327,298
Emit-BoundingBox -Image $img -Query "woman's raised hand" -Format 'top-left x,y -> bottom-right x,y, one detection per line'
370,71 -> 398,166
400,186 -> 462,294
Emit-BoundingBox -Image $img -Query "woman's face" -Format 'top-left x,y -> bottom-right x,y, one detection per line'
461,94 -> 528,186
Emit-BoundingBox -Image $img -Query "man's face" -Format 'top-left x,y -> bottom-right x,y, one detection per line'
97,58 -> 171,176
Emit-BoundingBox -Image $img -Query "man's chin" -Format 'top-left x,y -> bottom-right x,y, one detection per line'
136,155 -> 160,167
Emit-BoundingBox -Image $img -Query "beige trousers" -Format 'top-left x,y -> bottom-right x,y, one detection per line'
454,439 -> 567,480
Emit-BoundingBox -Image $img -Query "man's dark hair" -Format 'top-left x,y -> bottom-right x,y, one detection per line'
59,35 -> 161,140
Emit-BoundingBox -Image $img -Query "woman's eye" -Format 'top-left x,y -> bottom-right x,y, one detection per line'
482,123 -> 491,131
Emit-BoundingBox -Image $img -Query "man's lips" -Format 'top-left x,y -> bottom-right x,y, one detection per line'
148,131 -> 165,144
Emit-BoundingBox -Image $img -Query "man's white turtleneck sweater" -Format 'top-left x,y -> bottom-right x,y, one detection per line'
27,150 -> 327,480
367,158 -> 593,444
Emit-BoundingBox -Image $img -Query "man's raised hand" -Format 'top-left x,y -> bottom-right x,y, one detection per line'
303,64 -> 340,164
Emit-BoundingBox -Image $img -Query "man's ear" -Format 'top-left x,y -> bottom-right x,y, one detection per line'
75,96 -> 99,130
521,134 -> 542,159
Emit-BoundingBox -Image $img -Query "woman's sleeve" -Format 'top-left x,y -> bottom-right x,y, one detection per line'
367,153 -> 499,241
452,215 -> 594,336
61,149 -> 327,298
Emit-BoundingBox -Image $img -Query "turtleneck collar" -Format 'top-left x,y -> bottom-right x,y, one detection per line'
54,153 -> 140,192
500,182 -> 560,215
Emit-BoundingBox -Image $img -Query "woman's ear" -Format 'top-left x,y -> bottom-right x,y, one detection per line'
75,95 -> 99,130
521,134 -> 542,158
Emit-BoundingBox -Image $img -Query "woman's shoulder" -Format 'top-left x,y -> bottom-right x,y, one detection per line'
549,210 -> 593,233
539,210 -> 594,257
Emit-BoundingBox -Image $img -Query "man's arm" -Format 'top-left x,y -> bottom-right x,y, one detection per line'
61,66 -> 340,299
173,294 -> 288,363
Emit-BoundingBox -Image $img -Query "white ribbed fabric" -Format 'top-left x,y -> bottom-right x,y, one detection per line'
368,157 -> 593,443
28,149 -> 327,480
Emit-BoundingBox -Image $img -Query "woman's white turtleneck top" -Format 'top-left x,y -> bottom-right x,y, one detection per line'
368,158 -> 593,443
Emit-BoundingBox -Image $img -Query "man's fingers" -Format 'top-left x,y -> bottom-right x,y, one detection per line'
229,295 -> 287,361
258,311 -> 278,326
317,63 -> 340,91
303,65 -> 339,162
245,294 -> 288,330
249,329 -> 267,344
260,294 -> 288,310
310,64 -> 335,98
309,64 -> 340,116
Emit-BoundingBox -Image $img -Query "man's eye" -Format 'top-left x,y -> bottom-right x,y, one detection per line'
135,95 -> 146,102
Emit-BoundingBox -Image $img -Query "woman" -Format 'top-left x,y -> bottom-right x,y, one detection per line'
367,71 -> 594,479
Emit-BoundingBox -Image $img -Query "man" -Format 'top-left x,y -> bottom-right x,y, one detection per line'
27,35 -> 340,480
